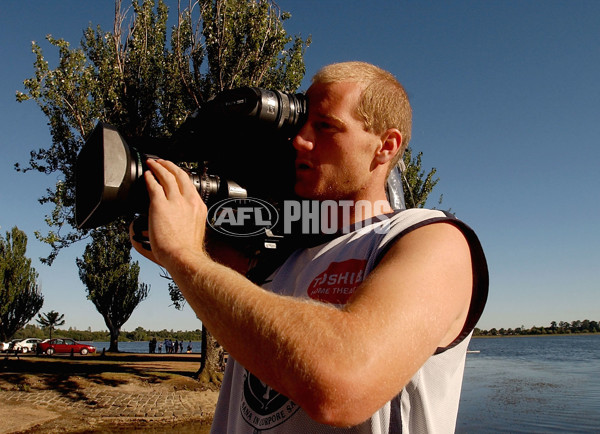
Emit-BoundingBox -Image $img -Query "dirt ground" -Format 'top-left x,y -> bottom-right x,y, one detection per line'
0,352 -> 219,433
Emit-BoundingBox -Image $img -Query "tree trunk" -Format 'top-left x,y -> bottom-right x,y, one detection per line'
196,325 -> 225,386
108,326 -> 120,352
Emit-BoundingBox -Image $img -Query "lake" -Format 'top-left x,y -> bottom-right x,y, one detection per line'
97,335 -> 600,432
88,340 -> 202,354
457,334 -> 600,433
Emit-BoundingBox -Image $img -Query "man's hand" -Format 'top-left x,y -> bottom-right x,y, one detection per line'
130,159 -> 208,268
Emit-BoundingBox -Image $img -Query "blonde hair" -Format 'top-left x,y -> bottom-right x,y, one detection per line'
311,62 -> 412,165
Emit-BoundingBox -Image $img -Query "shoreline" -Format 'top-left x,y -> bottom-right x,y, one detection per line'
473,331 -> 600,339
0,353 -> 218,433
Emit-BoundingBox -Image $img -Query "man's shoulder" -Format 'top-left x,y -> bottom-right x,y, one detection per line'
387,208 -> 451,225
365,208 -> 453,239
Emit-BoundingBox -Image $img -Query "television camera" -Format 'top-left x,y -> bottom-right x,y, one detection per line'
75,87 -> 307,231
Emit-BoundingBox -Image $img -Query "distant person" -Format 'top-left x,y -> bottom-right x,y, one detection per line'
158,342 -> 163,353
187,341 -> 192,353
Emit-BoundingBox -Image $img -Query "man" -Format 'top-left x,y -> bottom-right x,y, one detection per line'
131,61 -> 488,432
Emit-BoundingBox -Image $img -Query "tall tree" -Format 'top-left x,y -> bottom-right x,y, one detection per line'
76,224 -> 149,352
16,0 -> 309,384
16,0 -> 440,383
0,227 -> 44,342
36,310 -> 66,339
15,0 -> 310,264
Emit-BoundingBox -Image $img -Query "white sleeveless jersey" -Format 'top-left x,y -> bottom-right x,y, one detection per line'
211,209 -> 488,433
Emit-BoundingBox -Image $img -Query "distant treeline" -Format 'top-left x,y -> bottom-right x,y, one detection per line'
16,320 -> 599,341
474,319 -> 599,336
14,324 -> 203,342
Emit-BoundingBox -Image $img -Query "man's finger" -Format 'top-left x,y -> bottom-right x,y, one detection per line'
148,159 -> 198,199
146,159 -> 181,199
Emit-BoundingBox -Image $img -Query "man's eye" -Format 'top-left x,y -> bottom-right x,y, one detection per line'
316,122 -> 334,130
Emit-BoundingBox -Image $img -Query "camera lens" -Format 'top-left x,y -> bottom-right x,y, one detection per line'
189,171 -> 247,205
254,89 -> 307,136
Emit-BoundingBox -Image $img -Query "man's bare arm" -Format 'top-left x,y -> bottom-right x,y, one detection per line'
132,159 -> 473,427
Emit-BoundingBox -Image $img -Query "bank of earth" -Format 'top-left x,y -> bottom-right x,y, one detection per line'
0,352 -> 219,433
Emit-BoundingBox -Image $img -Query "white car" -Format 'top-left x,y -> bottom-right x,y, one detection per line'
13,338 -> 43,353
1,339 -> 22,352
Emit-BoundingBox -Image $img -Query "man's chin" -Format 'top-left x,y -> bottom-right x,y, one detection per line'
294,185 -> 346,202
294,183 -> 316,200
294,187 -> 328,201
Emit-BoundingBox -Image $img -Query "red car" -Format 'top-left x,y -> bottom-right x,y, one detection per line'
38,338 -> 96,356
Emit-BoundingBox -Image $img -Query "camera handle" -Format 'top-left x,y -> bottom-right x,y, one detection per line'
132,215 -> 152,251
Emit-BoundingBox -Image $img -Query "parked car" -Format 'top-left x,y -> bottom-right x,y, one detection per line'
37,338 -> 96,356
13,338 -> 43,353
1,339 -> 22,352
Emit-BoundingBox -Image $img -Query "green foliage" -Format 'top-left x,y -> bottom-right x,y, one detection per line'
16,0 -> 310,264
13,324 -> 47,340
199,0 -> 309,93
14,323 -> 204,342
474,319 -> 600,336
0,227 -> 44,341
76,223 -> 149,351
402,147 -> 441,209
36,310 -> 65,339
158,267 -> 187,310
16,0 -> 309,382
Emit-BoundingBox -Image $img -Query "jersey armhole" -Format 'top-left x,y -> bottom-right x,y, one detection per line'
373,213 -> 489,354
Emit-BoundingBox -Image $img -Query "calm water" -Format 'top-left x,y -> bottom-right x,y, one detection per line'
96,335 -> 600,433
457,334 -> 600,433
88,340 -> 202,354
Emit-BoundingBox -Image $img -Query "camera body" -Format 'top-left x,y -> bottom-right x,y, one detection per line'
75,87 -> 307,230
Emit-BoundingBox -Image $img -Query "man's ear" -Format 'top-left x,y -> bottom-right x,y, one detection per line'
374,128 -> 402,165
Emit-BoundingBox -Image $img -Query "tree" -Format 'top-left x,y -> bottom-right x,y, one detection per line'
16,0 -> 440,384
76,224 -> 149,352
17,0 -> 309,384
15,0 -> 310,264
581,319 -> 590,332
17,0 -> 309,382
36,310 -> 65,339
402,147 -> 441,209
0,227 -> 44,341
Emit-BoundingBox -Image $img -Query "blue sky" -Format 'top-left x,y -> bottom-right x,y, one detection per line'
1,1 -> 598,332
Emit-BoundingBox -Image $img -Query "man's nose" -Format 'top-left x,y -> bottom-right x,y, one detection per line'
292,124 -> 314,151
